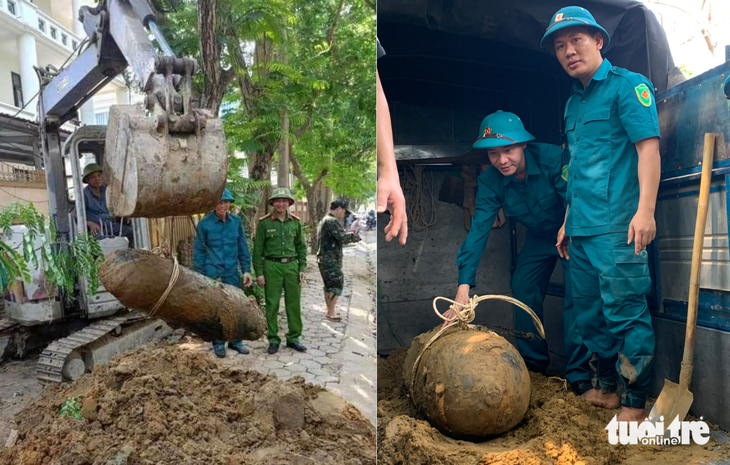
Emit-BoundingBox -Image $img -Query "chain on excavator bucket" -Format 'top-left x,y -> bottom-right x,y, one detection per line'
104,56 -> 228,218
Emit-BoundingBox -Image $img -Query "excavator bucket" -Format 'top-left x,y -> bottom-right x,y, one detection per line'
103,105 -> 228,218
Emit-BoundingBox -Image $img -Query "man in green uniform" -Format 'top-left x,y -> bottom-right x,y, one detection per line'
316,199 -> 361,321
446,110 -> 592,395
193,188 -> 253,358
543,6 -> 661,421
253,188 -> 308,354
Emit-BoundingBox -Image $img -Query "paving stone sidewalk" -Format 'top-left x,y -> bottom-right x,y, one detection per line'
189,230 -> 376,400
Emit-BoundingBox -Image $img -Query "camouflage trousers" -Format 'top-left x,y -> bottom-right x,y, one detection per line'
317,254 -> 344,296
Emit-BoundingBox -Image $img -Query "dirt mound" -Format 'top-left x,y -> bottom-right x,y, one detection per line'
378,347 -> 729,465
1,345 -> 375,465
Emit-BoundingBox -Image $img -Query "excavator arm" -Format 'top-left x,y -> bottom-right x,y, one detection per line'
37,0 -> 227,239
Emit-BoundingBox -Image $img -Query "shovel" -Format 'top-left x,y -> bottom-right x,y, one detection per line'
647,133 -> 715,425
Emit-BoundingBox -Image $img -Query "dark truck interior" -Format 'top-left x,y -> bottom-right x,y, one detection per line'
377,0 -> 680,156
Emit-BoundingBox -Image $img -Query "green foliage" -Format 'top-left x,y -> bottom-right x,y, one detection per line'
679,63 -> 694,79
0,203 -> 103,299
59,397 -> 82,420
163,0 -> 375,203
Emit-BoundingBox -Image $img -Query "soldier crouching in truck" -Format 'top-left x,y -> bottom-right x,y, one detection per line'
443,110 -> 593,395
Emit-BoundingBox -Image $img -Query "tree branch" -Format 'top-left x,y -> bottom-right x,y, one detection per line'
326,0 -> 346,46
294,115 -> 313,139
289,149 -> 311,191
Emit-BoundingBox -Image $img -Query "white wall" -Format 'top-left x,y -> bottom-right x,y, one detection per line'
0,42 -> 22,110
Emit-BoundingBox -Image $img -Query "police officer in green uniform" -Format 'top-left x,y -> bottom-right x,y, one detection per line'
446,110 -> 592,394
193,188 -> 253,358
543,6 -> 661,422
253,188 -> 308,354
316,199 -> 361,321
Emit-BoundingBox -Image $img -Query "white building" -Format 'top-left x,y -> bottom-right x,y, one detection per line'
0,0 -> 139,212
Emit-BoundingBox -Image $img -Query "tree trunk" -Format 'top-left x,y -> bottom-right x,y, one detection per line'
100,249 -> 267,342
277,31 -> 290,188
198,0 -> 234,114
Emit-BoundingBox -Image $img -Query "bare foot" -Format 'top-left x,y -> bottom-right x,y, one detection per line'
617,406 -> 647,422
584,388 -> 620,409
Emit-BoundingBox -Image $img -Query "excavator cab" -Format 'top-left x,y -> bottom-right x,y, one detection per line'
63,125 -> 151,320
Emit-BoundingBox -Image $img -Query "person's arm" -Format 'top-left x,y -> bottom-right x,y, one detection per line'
238,219 -> 251,274
455,174 -> 502,289
617,75 -> 661,254
629,137 -> 660,253
553,148 -> 571,208
377,70 -> 408,245
556,207 -> 569,260
295,221 -> 307,273
329,217 -> 360,245
252,221 -> 266,278
192,222 -> 206,273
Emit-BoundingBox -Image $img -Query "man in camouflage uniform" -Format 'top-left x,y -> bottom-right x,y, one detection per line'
193,187 -> 253,358
253,188 -> 308,354
316,199 -> 361,321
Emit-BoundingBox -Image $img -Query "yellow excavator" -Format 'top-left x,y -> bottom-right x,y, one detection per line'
1,0 -> 228,383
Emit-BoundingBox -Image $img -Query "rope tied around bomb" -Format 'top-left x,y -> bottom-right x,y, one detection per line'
409,294 -> 546,392
149,256 -> 180,318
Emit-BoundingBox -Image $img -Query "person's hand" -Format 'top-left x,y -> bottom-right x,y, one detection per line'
492,209 -> 506,228
87,221 -> 101,236
628,207 -> 656,254
378,170 -> 408,245
256,275 -> 265,287
299,272 -> 306,284
556,222 -> 569,260
442,284 -> 471,328
242,272 -> 253,288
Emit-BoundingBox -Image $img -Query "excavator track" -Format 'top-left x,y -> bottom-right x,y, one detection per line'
0,317 -> 19,333
36,312 -> 145,384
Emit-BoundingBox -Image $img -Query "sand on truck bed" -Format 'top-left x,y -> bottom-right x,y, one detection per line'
377,347 -> 730,465
0,345 -> 375,465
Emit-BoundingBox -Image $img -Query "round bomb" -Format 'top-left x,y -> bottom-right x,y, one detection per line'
403,327 -> 531,437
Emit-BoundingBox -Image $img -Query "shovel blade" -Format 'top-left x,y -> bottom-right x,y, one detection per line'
647,379 -> 694,426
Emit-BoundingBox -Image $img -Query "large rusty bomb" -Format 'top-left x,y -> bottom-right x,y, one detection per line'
403,327 -> 530,437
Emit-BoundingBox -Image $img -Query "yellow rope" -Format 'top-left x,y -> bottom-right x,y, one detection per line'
149,256 -> 180,318
409,294 -> 545,392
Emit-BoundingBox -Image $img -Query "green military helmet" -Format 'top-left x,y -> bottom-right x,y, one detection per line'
472,110 -> 535,149
268,187 -> 295,206
220,187 -> 235,203
541,6 -> 611,49
82,163 -> 103,183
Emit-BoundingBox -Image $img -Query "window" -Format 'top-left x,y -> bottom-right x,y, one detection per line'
38,19 -> 46,32
7,0 -> 16,15
61,34 -> 68,46
50,26 -> 57,39
72,40 -> 78,50
11,72 -> 23,108
95,112 -> 109,125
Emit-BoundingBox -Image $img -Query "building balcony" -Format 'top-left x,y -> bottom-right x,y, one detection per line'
0,0 -> 80,56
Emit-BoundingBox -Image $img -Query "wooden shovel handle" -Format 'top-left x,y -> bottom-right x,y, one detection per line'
678,133 -> 715,390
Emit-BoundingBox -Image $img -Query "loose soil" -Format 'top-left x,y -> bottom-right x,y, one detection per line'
378,347 -> 730,465
0,344 -> 375,465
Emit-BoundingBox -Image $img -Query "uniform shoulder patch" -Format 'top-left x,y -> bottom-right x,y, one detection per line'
635,83 -> 652,107
258,213 -> 271,220
561,165 -> 569,182
290,213 -> 300,221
